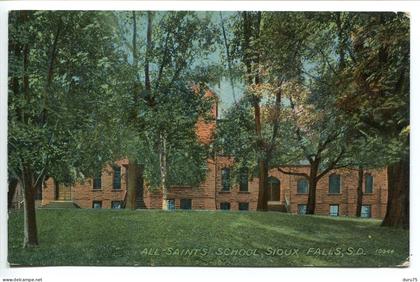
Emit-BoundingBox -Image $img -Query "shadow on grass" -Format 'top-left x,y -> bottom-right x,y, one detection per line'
8,209 -> 409,267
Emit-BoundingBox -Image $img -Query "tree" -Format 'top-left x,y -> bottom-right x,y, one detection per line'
336,12 -> 409,228
115,11 -> 220,209
8,11 -> 129,246
225,12 -> 308,210
273,80 -> 351,214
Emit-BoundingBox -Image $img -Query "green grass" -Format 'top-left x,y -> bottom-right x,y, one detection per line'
8,209 -> 409,267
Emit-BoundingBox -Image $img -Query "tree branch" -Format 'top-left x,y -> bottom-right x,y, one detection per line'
277,167 -> 309,180
315,148 -> 345,181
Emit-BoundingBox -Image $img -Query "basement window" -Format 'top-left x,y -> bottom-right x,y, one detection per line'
180,199 -> 192,210
220,202 -> 231,210
167,199 -> 175,210
297,204 -> 307,215
92,201 -> 102,209
238,202 -> 249,211
329,204 -> 339,216
111,201 -> 122,209
361,205 -> 372,218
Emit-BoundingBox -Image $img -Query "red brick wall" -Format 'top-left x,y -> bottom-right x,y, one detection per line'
43,159 -> 128,208
214,157 -> 259,211
274,166 -> 387,218
41,159 -> 388,218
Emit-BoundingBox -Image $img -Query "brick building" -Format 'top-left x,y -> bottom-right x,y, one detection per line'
17,90 -> 389,218
39,158 -> 387,218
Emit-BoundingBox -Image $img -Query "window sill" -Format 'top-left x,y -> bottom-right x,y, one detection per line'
238,191 -> 250,194
218,191 -> 231,194
295,193 -> 309,195
327,193 -> 342,195
169,185 -> 193,188
112,189 -> 122,192
363,192 -> 374,195
92,189 -> 102,192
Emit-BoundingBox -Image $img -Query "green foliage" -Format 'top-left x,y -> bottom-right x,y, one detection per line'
115,11 -> 221,189
136,86 -> 215,189
215,97 -> 258,178
8,11 -> 129,184
337,12 -> 409,163
218,12 -> 409,177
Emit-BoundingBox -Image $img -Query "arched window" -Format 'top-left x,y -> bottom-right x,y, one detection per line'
328,174 -> 341,194
297,178 -> 309,194
267,177 -> 280,201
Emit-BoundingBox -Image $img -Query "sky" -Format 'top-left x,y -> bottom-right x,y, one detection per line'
116,11 -> 243,118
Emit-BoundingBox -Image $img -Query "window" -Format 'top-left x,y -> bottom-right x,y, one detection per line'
239,168 -> 248,192
167,199 -> 175,210
111,201 -> 122,209
267,177 -> 280,201
238,202 -> 249,211
329,204 -> 339,216
93,171 -> 101,190
113,166 -> 121,190
297,204 -> 307,215
220,202 -> 231,210
361,205 -> 372,218
328,174 -> 341,194
365,174 -> 373,194
221,168 -> 230,191
297,179 -> 309,194
180,199 -> 192,210
92,201 -> 102,209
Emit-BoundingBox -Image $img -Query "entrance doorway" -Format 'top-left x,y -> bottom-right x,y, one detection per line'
56,183 -> 72,200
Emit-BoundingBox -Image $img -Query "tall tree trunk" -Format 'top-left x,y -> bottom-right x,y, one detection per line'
20,18 -> 38,247
21,164 -> 38,247
159,134 -> 168,210
306,178 -> 318,214
243,12 -> 267,211
356,166 -> 364,217
8,178 -> 19,210
125,11 -> 143,208
306,161 -> 320,214
126,159 -> 138,210
381,155 -> 409,229
256,160 -> 268,211
254,12 -> 268,211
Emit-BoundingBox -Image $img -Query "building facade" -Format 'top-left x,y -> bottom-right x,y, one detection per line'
38,90 -> 388,218
39,158 -> 387,218
9,90 -> 387,218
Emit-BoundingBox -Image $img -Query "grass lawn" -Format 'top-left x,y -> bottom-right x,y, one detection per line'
8,209 -> 409,267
